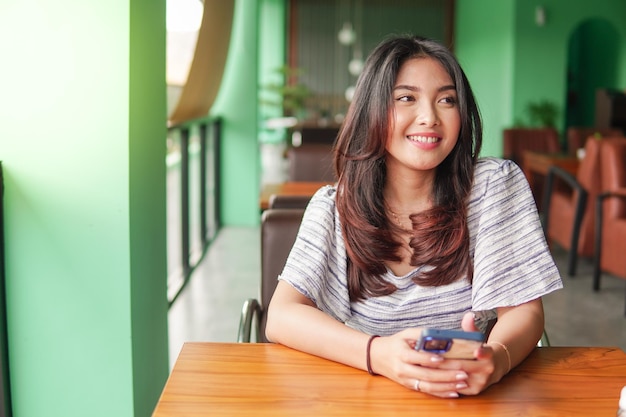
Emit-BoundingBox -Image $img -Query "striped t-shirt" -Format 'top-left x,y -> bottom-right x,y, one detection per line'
278,157 -> 563,335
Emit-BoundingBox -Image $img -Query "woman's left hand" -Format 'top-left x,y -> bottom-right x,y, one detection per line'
434,345 -> 496,395
433,312 -> 498,395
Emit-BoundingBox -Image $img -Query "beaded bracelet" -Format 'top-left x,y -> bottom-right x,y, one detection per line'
366,335 -> 380,375
489,341 -> 511,374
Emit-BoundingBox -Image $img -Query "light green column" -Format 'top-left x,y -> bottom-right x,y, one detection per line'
213,0 -> 262,226
0,0 -> 169,416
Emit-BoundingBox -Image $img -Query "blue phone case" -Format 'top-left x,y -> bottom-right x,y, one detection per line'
416,328 -> 485,359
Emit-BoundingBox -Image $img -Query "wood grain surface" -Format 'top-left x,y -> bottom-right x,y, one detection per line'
153,343 -> 626,416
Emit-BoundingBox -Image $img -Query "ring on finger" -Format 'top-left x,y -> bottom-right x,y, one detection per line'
414,379 -> 421,391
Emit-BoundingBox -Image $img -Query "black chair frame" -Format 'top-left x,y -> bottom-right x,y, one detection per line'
238,208 -> 305,342
593,191 -> 626,316
541,166 -> 588,276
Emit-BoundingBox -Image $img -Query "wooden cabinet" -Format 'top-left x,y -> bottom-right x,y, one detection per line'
595,88 -> 626,133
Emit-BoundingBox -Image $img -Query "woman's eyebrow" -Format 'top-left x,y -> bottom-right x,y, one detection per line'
393,84 -> 456,92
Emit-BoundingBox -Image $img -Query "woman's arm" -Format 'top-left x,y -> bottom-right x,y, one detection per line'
486,298 -> 545,383
266,281 -> 372,370
447,298 -> 545,396
267,281 -> 476,398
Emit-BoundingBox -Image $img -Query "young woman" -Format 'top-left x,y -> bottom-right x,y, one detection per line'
265,35 -> 562,398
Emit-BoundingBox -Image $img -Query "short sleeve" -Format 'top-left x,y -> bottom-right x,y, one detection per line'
469,159 -> 563,311
278,186 -> 353,323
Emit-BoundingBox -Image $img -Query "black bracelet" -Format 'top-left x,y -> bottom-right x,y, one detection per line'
366,335 -> 380,375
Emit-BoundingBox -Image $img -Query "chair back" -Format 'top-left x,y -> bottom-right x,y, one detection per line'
600,138 -> 626,220
566,127 -> 623,156
572,138 -> 603,255
545,138 -> 602,273
577,137 -> 603,190
259,208 -> 305,342
287,144 -> 335,182
503,128 -> 561,166
268,194 -> 311,209
593,138 -> 626,293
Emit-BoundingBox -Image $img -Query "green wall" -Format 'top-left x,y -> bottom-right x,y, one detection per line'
0,0 -> 169,416
455,0 -> 626,157
455,0 -> 515,158
512,0 -> 626,138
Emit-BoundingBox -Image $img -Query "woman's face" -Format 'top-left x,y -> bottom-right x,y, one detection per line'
385,57 -> 461,175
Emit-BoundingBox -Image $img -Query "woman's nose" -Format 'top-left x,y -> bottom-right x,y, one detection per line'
417,103 -> 439,126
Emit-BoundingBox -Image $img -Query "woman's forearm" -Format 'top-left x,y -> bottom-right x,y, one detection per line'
486,299 -> 545,382
266,283 -> 371,371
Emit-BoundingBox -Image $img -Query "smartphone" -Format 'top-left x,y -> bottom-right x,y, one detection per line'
415,328 -> 485,359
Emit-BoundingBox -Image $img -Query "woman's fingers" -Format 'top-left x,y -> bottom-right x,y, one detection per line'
397,360 -> 470,398
424,354 -> 495,396
388,331 -> 496,398
404,375 -> 469,398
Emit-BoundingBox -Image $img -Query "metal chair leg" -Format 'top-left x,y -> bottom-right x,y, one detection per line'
537,330 -> 551,347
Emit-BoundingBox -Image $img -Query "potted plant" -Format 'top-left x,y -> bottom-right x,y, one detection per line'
503,99 -> 562,167
260,66 -> 311,121
526,100 -> 559,128
258,66 -> 312,184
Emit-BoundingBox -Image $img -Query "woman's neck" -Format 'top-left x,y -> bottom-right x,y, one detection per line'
383,171 -> 435,214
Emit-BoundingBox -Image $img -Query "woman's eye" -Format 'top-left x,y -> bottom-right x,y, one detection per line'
439,96 -> 457,105
396,95 -> 414,102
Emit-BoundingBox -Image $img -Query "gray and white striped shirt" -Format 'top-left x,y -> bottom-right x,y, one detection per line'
279,157 -> 563,335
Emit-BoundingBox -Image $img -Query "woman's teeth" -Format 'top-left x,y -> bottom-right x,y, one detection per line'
407,135 -> 440,143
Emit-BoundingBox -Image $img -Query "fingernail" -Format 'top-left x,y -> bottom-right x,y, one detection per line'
448,392 -> 459,398
456,372 -> 468,380
430,355 -> 444,362
456,383 -> 468,389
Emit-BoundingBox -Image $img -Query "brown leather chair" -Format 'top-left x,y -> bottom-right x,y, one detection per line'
566,127 -> 623,156
268,194 -> 311,209
542,138 -> 603,276
593,139 -> 626,314
287,144 -> 335,182
238,208 -> 305,342
502,127 -> 561,167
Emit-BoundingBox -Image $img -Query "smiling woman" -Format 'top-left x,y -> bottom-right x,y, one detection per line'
265,34 -> 562,399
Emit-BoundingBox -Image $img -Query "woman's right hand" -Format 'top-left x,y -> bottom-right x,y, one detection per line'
369,329 -> 472,398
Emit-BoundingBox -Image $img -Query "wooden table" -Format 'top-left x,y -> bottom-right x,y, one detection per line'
260,181 -> 333,210
152,343 -> 626,416
522,151 -> 580,210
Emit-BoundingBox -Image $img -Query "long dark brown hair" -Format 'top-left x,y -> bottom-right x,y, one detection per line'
334,35 -> 482,302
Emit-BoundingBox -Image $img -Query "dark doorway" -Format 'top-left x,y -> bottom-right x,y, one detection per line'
564,18 -> 620,131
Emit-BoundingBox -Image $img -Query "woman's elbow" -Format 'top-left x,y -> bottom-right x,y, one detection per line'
265,281 -> 313,343
264,303 -> 280,343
